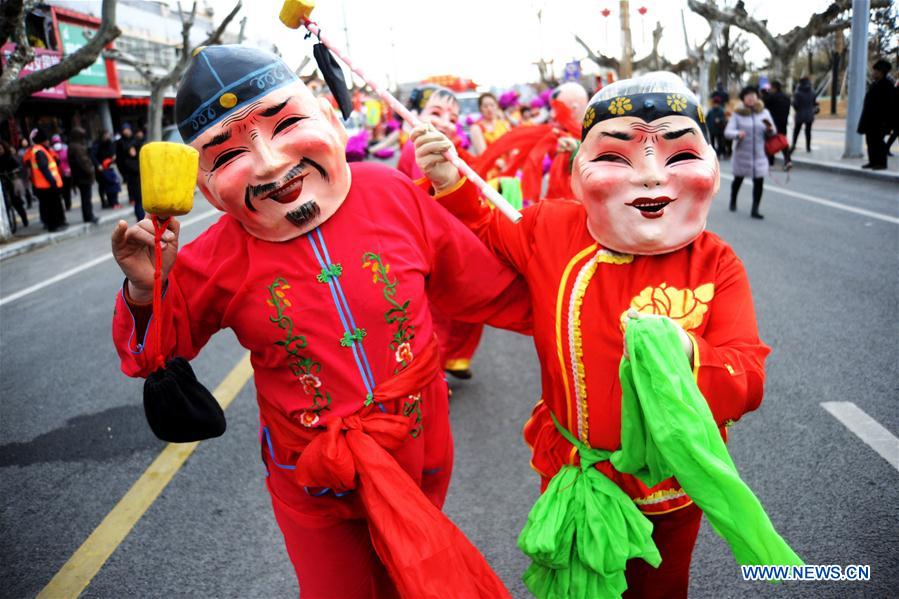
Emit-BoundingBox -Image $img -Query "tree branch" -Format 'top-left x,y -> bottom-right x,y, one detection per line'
687,0 -> 779,52
574,33 -> 619,72
157,0 -> 241,90
104,48 -> 157,84
2,0 -> 121,104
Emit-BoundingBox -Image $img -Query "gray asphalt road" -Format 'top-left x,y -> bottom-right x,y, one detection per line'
1,163 -> 897,598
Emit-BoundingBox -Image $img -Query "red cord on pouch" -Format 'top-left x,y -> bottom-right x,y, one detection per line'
151,215 -> 168,370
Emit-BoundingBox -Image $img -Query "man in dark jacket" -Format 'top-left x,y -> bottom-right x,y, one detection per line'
68,127 -> 99,224
764,81 -> 792,168
115,123 -> 144,220
858,60 -> 895,170
791,77 -> 817,153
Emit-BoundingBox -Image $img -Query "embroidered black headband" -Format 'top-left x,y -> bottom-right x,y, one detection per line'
581,92 -> 708,141
176,45 -> 300,144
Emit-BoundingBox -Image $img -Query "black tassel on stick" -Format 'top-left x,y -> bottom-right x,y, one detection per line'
313,42 -> 353,119
141,216 -> 226,443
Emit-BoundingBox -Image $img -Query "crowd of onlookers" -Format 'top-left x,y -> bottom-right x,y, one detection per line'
0,123 -> 147,233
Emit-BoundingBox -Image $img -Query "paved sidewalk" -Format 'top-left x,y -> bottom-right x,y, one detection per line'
774,117 -> 899,182
1,201 -> 134,261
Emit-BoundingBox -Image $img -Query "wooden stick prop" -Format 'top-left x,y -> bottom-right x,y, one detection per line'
279,0 -> 523,223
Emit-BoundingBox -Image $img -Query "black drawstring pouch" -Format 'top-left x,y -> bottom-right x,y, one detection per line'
143,357 -> 226,443
313,42 -> 353,119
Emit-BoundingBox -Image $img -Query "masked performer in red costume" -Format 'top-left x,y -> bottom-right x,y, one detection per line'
395,85 -> 484,379
413,72 -> 769,598
473,81 -> 589,204
110,46 -> 529,599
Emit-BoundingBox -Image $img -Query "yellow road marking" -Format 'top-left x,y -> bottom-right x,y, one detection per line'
37,353 -> 254,599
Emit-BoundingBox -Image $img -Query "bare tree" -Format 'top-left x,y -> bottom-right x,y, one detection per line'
576,21 -> 696,76
106,0 -> 242,141
0,0 -> 121,120
687,0 -> 890,85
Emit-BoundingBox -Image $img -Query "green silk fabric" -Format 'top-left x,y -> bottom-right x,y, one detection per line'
498,177 -> 523,211
518,317 -> 802,599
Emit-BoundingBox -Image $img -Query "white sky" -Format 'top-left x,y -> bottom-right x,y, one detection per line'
176,0 -> 849,88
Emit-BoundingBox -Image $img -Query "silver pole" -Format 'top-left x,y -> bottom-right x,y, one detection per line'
843,0 -> 869,158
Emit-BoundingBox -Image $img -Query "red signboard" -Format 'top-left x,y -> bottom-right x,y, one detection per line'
0,43 -> 67,99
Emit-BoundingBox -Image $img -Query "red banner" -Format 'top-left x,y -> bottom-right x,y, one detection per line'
0,43 -> 67,99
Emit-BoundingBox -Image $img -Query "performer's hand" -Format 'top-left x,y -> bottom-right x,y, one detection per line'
622,308 -> 694,364
410,124 -> 461,192
111,217 -> 180,303
557,136 -> 578,153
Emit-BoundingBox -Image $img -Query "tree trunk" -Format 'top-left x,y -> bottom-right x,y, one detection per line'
718,26 -> 731,89
770,54 -> 792,88
620,0 -> 633,78
148,84 -> 166,142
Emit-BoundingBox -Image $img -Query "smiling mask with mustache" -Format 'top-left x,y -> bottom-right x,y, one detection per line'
178,46 -> 351,242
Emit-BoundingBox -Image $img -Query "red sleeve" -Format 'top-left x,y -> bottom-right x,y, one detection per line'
408,178 -> 532,335
433,176 -> 543,274
397,140 -> 422,180
111,220 -> 242,378
689,250 -> 770,426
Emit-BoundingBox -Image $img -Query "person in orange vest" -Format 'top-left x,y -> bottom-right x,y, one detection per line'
27,128 -> 67,232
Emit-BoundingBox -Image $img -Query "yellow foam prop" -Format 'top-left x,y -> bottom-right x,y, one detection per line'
139,142 -> 199,217
279,0 -> 315,28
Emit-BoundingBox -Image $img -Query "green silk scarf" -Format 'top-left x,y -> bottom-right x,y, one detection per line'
518,317 -> 802,598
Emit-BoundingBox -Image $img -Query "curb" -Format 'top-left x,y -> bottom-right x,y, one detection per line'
0,206 -> 133,262
774,156 -> 899,183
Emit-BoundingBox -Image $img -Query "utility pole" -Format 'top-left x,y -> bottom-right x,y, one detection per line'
831,30 -> 843,115
620,0 -> 633,78
843,0 -> 869,158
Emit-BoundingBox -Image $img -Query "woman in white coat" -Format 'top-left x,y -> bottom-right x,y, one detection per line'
725,86 -> 775,219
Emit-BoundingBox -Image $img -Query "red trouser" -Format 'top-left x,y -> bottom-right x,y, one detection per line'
623,502 -> 703,599
262,376 -> 454,598
431,307 -> 484,370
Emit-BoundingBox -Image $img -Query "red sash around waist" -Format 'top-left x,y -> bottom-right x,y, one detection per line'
258,336 -> 510,598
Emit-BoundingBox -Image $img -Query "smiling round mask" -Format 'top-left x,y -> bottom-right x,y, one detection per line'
571,72 -> 720,255
176,45 -> 351,242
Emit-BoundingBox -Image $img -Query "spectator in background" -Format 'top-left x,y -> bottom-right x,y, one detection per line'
93,130 -> 121,209
725,85 -> 774,219
763,81 -> 792,169
0,140 -> 29,228
26,128 -> 67,232
116,123 -> 144,220
706,96 -> 728,158
67,127 -> 99,224
857,59 -> 895,171
50,133 -> 73,210
17,138 -> 36,208
790,77 -> 817,153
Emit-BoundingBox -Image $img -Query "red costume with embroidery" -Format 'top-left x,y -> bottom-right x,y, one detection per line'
113,163 -> 529,597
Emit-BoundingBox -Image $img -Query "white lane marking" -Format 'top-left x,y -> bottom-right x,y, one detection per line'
719,173 -> 899,225
821,402 -> 899,472
0,209 -> 218,308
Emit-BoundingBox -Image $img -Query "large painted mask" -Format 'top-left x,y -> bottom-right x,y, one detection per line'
571,72 -> 719,255
176,45 -> 350,242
